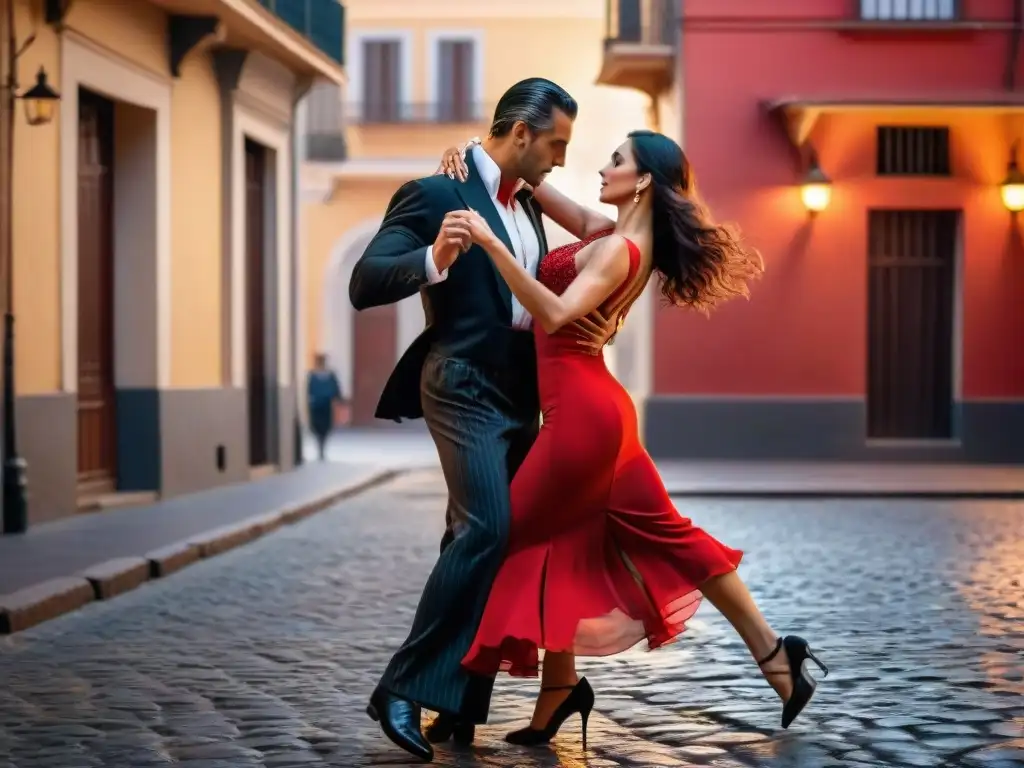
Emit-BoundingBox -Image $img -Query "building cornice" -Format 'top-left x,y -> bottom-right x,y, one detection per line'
147,0 -> 345,83
346,0 -> 602,21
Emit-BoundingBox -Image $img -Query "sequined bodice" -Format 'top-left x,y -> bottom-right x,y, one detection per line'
536,227 -> 630,296
537,229 -> 614,296
534,229 -> 641,364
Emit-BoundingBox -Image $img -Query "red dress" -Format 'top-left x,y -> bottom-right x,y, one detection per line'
462,230 -> 744,677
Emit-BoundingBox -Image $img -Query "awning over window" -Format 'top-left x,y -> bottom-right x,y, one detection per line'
764,94 -> 1024,146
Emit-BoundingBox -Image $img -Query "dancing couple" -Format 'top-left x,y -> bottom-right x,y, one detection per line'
349,77 -> 828,763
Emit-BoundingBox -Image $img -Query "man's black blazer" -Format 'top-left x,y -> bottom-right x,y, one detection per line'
349,151 -> 548,421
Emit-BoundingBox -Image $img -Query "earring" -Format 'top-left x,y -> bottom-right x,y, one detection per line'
633,189 -> 641,204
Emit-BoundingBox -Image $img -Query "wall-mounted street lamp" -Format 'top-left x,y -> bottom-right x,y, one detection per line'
1000,142 -> 1024,214
20,67 -> 61,126
800,150 -> 832,215
2,3 -> 63,534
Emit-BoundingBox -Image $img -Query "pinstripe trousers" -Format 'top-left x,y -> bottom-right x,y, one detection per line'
378,351 -> 538,723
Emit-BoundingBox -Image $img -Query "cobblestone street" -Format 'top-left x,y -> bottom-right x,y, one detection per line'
1,469 -> 1022,768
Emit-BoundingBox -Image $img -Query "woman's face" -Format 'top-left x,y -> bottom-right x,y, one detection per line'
598,139 -> 641,205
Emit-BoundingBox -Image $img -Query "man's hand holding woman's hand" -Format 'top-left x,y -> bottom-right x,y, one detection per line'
433,209 -> 501,272
447,210 -> 498,248
432,212 -> 472,273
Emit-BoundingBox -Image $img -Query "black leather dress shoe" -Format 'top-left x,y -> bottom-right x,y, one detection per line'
367,688 -> 434,762
425,712 -> 476,745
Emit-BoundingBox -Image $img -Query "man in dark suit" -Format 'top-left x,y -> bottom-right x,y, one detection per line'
350,78 -> 613,762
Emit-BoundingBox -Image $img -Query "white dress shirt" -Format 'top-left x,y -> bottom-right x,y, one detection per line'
424,144 -> 541,330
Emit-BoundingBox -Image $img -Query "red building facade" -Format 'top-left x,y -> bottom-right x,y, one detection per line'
617,0 -> 1024,462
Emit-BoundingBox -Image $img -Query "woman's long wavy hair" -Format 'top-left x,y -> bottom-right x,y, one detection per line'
628,130 -> 764,312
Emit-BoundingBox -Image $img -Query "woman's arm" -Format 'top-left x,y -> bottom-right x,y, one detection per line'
530,182 -> 616,241
451,211 -> 629,334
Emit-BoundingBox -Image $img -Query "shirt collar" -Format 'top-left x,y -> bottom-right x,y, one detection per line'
471,144 -> 528,201
471,144 -> 502,199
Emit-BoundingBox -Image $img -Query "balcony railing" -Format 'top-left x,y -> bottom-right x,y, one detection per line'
858,0 -> 960,22
598,0 -> 675,95
258,0 -> 345,64
346,102 -> 495,126
605,0 -> 675,47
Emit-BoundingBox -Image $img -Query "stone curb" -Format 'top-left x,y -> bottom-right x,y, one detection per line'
81,557 -> 151,600
0,577 -> 95,635
0,468 -> 402,635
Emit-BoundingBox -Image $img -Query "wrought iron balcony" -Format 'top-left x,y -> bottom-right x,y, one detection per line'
258,0 -> 345,64
597,0 -> 675,94
858,0 -> 960,23
345,102 -> 495,126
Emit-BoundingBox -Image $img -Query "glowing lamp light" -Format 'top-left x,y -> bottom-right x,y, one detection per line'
800,160 -> 832,214
21,67 -> 61,127
1000,151 -> 1024,213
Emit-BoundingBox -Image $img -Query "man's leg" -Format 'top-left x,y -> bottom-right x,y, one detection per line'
425,407 -> 540,744
377,356 -> 518,722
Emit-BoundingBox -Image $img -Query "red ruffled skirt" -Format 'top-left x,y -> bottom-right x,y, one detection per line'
462,389 -> 742,677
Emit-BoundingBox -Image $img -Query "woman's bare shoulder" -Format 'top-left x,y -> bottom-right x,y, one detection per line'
576,233 -> 631,279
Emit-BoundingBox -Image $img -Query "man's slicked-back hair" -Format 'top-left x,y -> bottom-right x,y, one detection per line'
489,77 -> 578,138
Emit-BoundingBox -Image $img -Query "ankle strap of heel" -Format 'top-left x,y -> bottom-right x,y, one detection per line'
756,638 -> 784,672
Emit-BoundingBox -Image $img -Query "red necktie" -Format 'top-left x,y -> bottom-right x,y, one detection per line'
497,178 -> 518,210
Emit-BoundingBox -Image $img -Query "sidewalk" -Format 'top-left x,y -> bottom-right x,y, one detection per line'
0,459 -> 401,633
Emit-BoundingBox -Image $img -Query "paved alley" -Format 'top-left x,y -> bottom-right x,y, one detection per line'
0,470 -> 1021,767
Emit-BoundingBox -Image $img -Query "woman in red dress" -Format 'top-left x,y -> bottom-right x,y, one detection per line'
438,131 -> 828,748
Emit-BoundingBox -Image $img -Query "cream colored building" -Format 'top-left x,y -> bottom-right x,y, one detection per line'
297,0 -> 669,425
0,0 -> 343,527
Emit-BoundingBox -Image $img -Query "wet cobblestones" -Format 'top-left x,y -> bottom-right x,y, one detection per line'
0,469 -> 1022,767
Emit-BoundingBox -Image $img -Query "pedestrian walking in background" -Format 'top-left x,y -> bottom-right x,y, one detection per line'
307,353 -> 346,461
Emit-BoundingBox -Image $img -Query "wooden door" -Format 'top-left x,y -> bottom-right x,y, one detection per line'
351,304 -> 397,426
245,139 -> 269,466
867,210 -> 957,439
77,89 -> 117,493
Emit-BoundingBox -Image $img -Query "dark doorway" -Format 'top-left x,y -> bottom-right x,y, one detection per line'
867,209 -> 957,439
352,304 -> 396,426
245,138 -> 270,466
77,88 -> 117,494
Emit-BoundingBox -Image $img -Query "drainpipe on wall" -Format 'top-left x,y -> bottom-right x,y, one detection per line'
1004,0 -> 1023,91
291,79 -> 314,468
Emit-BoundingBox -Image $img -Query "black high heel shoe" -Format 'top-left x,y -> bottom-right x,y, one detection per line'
757,635 -> 829,729
505,677 -> 595,750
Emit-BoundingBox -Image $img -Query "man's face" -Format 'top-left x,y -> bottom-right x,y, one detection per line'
516,108 -> 573,187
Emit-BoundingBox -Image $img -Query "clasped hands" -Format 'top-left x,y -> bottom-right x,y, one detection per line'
434,209 -> 495,263
432,210 -> 620,354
